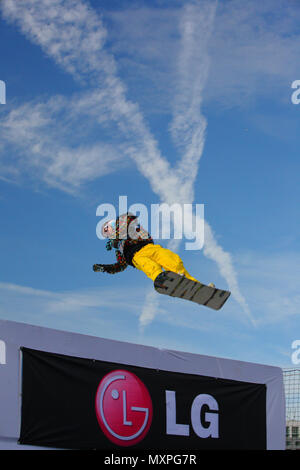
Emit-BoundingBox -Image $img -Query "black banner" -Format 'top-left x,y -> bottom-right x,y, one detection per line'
19,347 -> 266,450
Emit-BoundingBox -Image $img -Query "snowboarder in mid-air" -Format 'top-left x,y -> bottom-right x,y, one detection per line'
93,212 -> 230,310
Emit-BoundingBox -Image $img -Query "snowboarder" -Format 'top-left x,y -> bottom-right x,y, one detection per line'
93,212 -> 231,310
93,212 -> 202,283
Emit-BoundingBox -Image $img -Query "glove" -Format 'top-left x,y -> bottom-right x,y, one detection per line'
93,264 -> 106,272
106,240 -> 113,251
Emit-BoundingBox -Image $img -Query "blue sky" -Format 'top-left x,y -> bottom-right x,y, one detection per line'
0,0 -> 300,368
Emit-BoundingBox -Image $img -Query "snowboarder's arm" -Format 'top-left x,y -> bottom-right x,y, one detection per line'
93,250 -> 127,274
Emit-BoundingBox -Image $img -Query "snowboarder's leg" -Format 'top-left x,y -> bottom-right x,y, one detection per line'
151,245 -> 199,282
132,248 -> 163,281
133,244 -> 199,283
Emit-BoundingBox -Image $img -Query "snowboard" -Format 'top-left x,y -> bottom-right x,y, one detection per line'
154,271 -> 231,310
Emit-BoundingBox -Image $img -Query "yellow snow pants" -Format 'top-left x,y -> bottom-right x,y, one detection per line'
132,244 -> 199,283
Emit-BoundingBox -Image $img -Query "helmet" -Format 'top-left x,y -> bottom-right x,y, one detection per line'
101,219 -> 116,239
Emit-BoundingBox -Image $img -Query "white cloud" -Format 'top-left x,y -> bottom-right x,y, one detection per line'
235,251 -> 300,326
206,0 -> 300,107
0,0 -> 252,328
0,281 -> 144,342
0,281 -> 145,318
0,282 -> 55,298
138,1 -> 254,328
138,289 -> 160,333
104,1 -> 300,111
0,0 -> 109,82
0,92 -> 129,192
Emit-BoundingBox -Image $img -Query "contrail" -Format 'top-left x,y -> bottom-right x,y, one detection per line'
140,0 -> 255,330
1,0 -> 254,328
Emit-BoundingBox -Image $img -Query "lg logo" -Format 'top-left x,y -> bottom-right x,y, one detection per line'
166,390 -> 219,438
95,369 -> 219,446
95,370 -> 153,446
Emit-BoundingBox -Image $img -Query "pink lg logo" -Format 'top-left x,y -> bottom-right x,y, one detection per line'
95,370 -> 153,446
